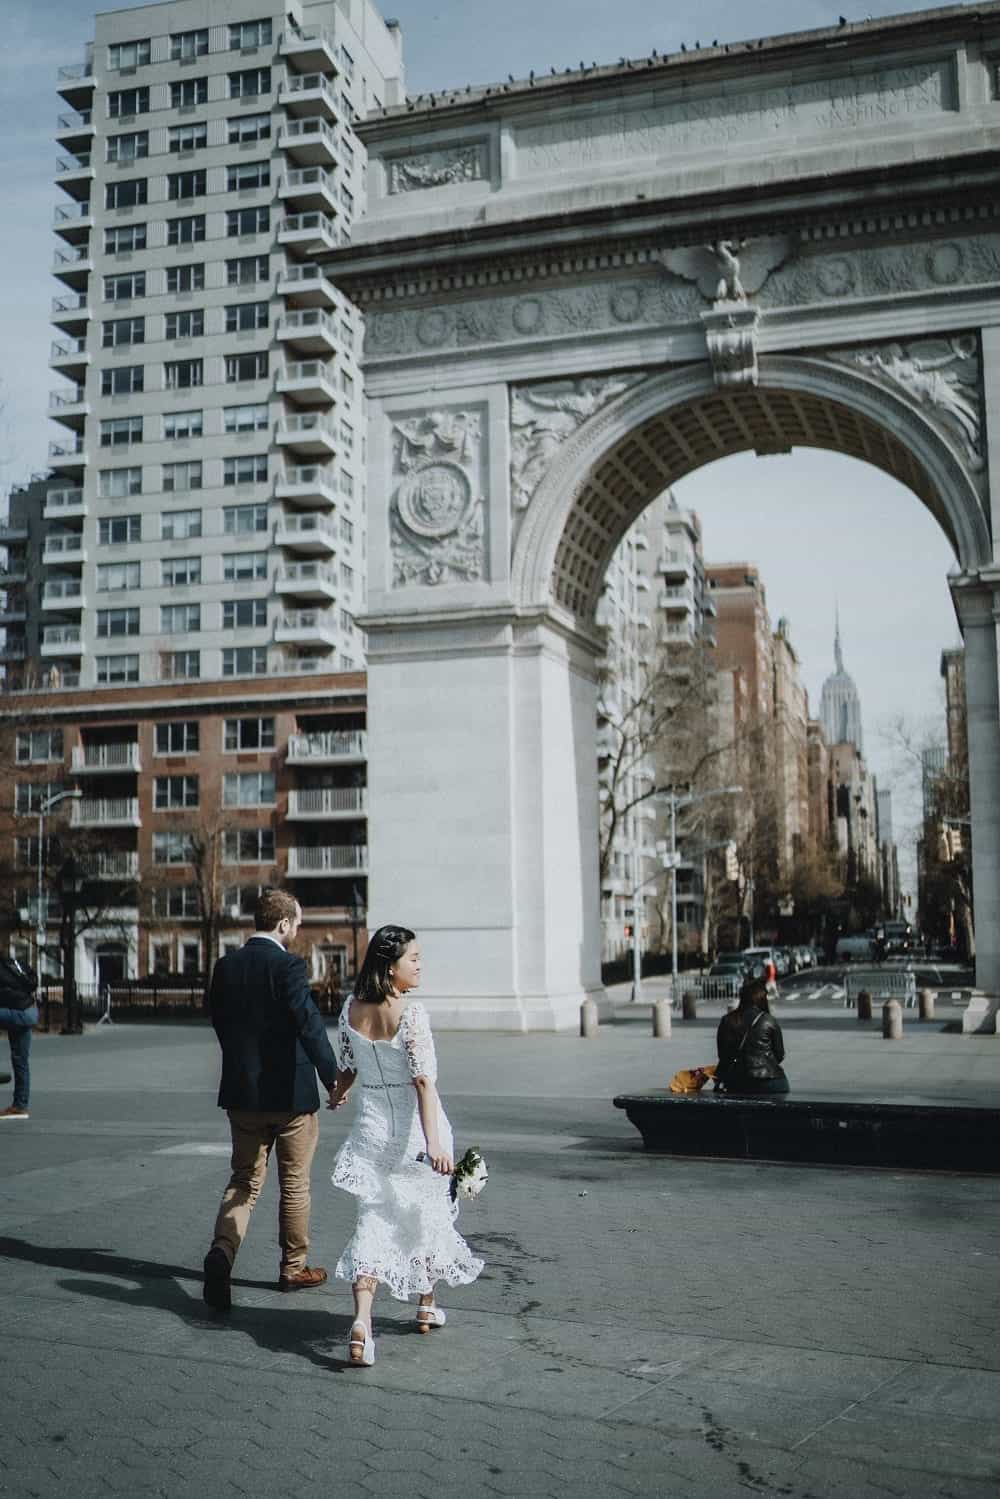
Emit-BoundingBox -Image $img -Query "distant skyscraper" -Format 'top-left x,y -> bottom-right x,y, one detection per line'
819,613 -> 864,753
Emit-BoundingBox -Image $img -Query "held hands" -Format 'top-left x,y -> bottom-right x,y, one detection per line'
327,1080 -> 352,1110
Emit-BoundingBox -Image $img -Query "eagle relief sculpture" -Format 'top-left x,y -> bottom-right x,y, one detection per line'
660,237 -> 791,387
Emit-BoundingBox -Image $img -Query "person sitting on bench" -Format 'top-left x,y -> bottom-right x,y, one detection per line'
715,977 -> 789,1096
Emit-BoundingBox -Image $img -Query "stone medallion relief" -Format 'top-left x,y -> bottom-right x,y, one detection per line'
390,407 -> 487,588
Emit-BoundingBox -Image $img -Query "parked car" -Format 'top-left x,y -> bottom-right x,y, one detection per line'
775,947 -> 795,976
794,945 -> 815,970
740,947 -> 781,988
708,952 -> 749,979
834,935 -> 875,964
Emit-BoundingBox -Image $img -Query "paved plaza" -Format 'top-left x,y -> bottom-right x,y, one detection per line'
2,1004 -> 999,1499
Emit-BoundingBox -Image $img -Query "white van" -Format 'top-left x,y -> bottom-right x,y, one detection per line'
835,935 -> 875,964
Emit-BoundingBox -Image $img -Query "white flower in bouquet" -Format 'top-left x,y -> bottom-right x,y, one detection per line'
451,1146 -> 488,1202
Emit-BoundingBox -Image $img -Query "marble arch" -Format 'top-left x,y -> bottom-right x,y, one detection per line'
325,5 -> 1000,1029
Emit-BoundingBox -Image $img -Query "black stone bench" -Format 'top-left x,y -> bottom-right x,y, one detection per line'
612,1090 -> 1000,1173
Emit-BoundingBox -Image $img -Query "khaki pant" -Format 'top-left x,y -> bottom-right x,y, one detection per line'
211,1110 -> 319,1277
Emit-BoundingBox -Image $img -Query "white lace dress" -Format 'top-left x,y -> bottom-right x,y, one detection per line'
331,1000 -> 484,1302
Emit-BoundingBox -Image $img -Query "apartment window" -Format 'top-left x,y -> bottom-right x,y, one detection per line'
155,721 -> 199,754
16,730 -> 63,764
225,254 -> 269,286
223,771 -> 276,807
103,270 -> 146,301
166,263 -> 205,293
223,828 -> 275,864
340,517 -> 354,544
222,598 -> 267,628
170,77 -> 208,109
97,654 -> 139,685
170,28 -> 208,61
154,775 -> 198,810
224,403 -> 268,433
167,215 -> 206,245
227,160 -> 269,191
105,222 -> 147,253
340,185 -> 354,213
162,650 -> 201,680
151,886 -> 200,919
339,318 -> 354,349
161,556 -> 201,587
222,647 -> 268,678
181,943 -> 200,976
229,67 -> 271,98
339,45 -> 355,81
225,350 -> 267,382
340,469 -> 354,499
164,310 -> 204,340
98,469 -> 142,500
106,178 -> 147,211
97,607 -> 139,638
168,122 -> 208,153
108,87 -> 149,116
226,206 -> 269,237
225,301 -> 268,332
162,459 -> 202,492
223,457 -> 268,490
161,603 -> 201,633
340,563 -> 354,589
102,316 -> 144,348
340,608 -> 354,631
108,38 -> 150,69
228,112 -> 271,144
97,560 -> 140,591
101,365 -> 143,396
153,831 -> 193,865
100,416 -> 143,447
167,169 -> 206,201
163,410 -> 203,440
223,551 -> 266,581
230,19 -> 272,49
106,130 -> 148,163
164,358 -> 203,390
161,509 -> 202,541
224,716 -> 275,751
340,369 -> 355,398
16,782 -> 65,815
98,513 -> 141,544
339,421 -> 354,450
223,499 -> 268,531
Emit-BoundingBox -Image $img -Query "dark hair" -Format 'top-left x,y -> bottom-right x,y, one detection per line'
254,887 -> 299,931
738,977 -> 770,1013
353,924 -> 416,1004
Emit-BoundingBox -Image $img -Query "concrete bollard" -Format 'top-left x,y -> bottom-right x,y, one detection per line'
882,998 -> 903,1040
681,990 -> 698,1021
918,987 -> 935,1022
653,997 -> 672,1038
856,990 -> 873,1022
579,997 -> 599,1039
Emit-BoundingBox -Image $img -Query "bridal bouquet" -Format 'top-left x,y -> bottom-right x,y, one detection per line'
418,1146 -> 489,1201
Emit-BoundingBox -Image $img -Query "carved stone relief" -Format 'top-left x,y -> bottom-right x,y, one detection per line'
702,302 -> 761,387
659,237 -> 791,302
390,407 -> 487,587
386,143 -> 487,195
761,233 -> 1000,307
510,374 -> 647,519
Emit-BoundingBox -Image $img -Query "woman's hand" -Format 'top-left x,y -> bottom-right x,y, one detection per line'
426,1148 -> 454,1176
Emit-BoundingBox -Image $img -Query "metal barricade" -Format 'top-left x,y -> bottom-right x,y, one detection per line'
843,968 -> 917,1009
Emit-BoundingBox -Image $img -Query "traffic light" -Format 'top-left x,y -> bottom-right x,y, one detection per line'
725,840 -> 739,882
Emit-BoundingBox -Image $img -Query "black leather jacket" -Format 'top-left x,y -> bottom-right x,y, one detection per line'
716,1008 -> 786,1083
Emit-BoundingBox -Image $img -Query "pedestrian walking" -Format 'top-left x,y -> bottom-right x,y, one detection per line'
202,888 -> 341,1311
0,956 -> 39,1120
326,924 -> 484,1367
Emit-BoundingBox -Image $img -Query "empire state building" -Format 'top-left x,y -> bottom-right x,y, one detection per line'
819,619 -> 864,753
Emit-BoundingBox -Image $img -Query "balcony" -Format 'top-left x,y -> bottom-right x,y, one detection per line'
43,533 -> 86,565
279,72 -> 341,121
277,263 -> 341,311
276,359 -> 337,406
48,385 -> 90,429
52,245 -> 93,289
53,200 -> 93,243
276,308 -> 338,355
287,787 -> 366,820
275,561 -> 337,601
279,25 -> 340,74
72,742 -> 142,774
0,522 -> 28,544
44,488 -> 86,520
275,412 -> 337,456
50,338 -> 90,381
83,851 -> 139,881
279,166 -> 338,215
42,578 -> 84,610
657,551 -> 693,582
41,624 -> 83,656
47,437 -> 86,474
0,637 -> 27,661
287,729 -> 366,764
57,56 -> 96,109
51,293 -> 91,333
274,512 -> 338,555
71,796 -> 140,828
0,602 -> 27,625
55,109 -> 95,154
277,116 -> 338,167
277,212 -> 339,257
274,609 -> 337,646
287,845 -> 368,876
276,465 -> 337,510
0,561 -> 28,586
55,152 -> 95,199
657,587 -> 695,615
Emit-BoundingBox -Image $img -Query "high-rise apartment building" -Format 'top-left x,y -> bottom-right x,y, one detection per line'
47,0 -> 404,691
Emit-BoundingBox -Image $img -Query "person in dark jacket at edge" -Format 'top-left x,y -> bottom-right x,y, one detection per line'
715,976 -> 789,1095
0,955 -> 38,1118
203,886 -> 342,1311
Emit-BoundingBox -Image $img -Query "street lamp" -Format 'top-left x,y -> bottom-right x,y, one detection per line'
659,785 -> 743,1005
35,788 -> 81,994
59,852 -> 85,1035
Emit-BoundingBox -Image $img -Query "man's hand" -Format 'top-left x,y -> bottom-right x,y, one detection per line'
326,1079 -> 352,1110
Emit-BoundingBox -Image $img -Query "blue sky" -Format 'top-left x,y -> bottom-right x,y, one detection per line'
0,0 -> 965,878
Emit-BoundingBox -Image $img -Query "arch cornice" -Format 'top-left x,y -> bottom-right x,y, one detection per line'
510,353 -> 991,620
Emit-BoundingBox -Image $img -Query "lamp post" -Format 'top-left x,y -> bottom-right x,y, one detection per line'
59,851 -> 85,1035
350,882 -> 365,981
662,785 -> 743,1005
35,788 -> 81,999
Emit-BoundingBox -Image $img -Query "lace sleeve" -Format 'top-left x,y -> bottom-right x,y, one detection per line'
401,1001 -> 437,1081
335,1008 -> 357,1072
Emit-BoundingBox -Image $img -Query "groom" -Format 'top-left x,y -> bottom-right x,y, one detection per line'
203,887 -> 340,1311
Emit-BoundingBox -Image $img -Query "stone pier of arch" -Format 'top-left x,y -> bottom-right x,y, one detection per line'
324,5 -> 1000,1031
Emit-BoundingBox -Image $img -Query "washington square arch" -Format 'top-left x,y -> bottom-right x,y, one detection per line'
321,4 -> 1000,1030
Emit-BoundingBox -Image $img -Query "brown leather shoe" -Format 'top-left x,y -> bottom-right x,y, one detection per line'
278,1265 -> 328,1292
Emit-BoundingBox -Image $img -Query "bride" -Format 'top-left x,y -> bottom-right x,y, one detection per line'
327,924 -> 484,1366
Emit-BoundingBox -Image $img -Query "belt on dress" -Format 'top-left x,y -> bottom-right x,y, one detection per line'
361,1081 -> 409,1090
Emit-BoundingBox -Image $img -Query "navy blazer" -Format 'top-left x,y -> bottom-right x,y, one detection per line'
209,936 -> 339,1114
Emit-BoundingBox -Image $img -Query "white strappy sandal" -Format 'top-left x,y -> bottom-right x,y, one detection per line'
349,1320 -> 375,1366
416,1303 -> 446,1333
